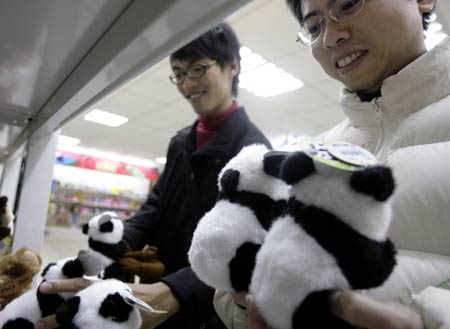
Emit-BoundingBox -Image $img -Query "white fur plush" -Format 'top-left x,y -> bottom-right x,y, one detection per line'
250,151 -> 397,329
78,212 -> 126,278
189,144 -> 290,292
55,279 -> 142,329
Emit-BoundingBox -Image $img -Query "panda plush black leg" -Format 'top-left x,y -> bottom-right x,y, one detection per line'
55,296 -> 81,328
229,242 -> 261,291
292,290 -> 355,329
2,318 -> 35,329
102,261 -> 123,279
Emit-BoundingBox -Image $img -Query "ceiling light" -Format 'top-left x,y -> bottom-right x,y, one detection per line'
239,47 -> 304,97
58,135 -> 80,146
84,109 -> 128,127
155,157 -> 167,165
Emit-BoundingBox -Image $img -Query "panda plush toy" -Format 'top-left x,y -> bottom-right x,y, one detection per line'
189,144 -> 290,292
250,143 -> 397,329
55,279 -> 142,329
189,142 -> 397,329
77,211 -> 127,279
0,257 -> 84,328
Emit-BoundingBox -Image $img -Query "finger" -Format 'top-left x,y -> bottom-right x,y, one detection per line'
39,278 -> 92,294
246,295 -> 270,329
35,315 -> 58,329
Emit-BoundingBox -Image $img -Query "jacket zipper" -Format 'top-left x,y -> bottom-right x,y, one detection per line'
373,98 -> 392,162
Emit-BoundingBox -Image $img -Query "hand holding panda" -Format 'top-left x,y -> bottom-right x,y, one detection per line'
55,279 -> 142,329
0,257 -> 84,328
189,142 -> 397,329
189,144 -> 290,292
251,144 -> 397,329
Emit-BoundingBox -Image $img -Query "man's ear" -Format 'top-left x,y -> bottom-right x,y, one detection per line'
418,0 -> 434,13
229,56 -> 239,76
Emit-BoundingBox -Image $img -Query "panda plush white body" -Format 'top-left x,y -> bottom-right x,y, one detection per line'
78,212 -> 126,279
250,151 -> 397,329
189,144 -> 290,292
55,279 -> 142,329
0,257 -> 84,328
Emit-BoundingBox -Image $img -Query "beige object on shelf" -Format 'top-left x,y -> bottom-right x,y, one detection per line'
0,247 -> 42,310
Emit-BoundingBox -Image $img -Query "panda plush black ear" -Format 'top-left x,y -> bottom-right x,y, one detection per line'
82,223 -> 89,235
62,258 -> 85,278
280,151 -> 315,184
220,169 -> 240,194
99,292 -> 133,322
263,151 -> 289,178
55,296 -> 81,327
350,166 -> 395,202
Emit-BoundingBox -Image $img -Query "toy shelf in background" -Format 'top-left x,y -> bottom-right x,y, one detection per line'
47,159 -> 156,227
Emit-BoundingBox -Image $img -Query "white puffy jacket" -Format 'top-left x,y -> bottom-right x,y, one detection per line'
213,39 -> 450,329
322,38 -> 450,308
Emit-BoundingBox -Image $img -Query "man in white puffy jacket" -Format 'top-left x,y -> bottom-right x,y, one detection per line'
239,0 -> 450,328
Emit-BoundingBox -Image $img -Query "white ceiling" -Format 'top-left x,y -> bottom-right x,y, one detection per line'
61,0 -> 448,165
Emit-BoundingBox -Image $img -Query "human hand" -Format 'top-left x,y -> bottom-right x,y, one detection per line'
127,281 -> 180,328
246,294 -> 270,329
330,290 -> 423,329
35,277 -> 92,329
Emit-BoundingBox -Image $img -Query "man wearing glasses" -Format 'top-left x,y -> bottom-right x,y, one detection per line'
245,0 -> 450,328
35,23 -> 270,329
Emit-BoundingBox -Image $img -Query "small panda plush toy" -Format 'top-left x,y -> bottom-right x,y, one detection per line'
77,211 -> 127,279
189,144 -> 290,292
250,142 -> 397,329
0,257 -> 84,328
55,279 -> 142,329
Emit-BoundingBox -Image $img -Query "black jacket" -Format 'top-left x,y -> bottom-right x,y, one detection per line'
123,108 -> 271,328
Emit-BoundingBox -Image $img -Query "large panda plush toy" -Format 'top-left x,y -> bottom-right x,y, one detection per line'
77,211 -> 127,279
55,279 -> 142,329
189,144 -> 290,292
250,146 -> 397,329
189,142 -> 397,329
0,257 -> 84,328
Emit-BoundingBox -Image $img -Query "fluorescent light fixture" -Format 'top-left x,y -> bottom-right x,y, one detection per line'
58,135 -> 80,146
239,46 -> 304,97
57,144 -> 156,168
424,17 -> 448,51
155,157 -> 167,165
84,109 -> 128,127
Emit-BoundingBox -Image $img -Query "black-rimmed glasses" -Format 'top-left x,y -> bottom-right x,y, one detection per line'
296,0 -> 365,46
169,60 -> 218,85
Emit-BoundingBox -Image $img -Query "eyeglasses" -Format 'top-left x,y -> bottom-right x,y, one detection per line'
296,0 -> 365,46
169,60 -> 218,85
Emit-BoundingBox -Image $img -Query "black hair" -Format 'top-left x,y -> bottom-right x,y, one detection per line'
170,23 -> 241,97
286,0 -> 433,31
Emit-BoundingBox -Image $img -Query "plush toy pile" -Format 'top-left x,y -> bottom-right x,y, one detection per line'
0,212 -> 147,329
189,142 -> 397,329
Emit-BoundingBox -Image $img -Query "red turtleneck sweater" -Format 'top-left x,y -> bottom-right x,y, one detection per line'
196,101 -> 239,148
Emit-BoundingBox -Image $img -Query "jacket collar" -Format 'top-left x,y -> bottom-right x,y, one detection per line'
340,37 -> 450,126
176,107 -> 250,157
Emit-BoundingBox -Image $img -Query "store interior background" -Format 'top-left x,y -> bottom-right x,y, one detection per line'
1,0 -> 450,269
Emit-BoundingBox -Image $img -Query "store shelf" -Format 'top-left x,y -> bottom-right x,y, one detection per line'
49,198 -> 140,213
